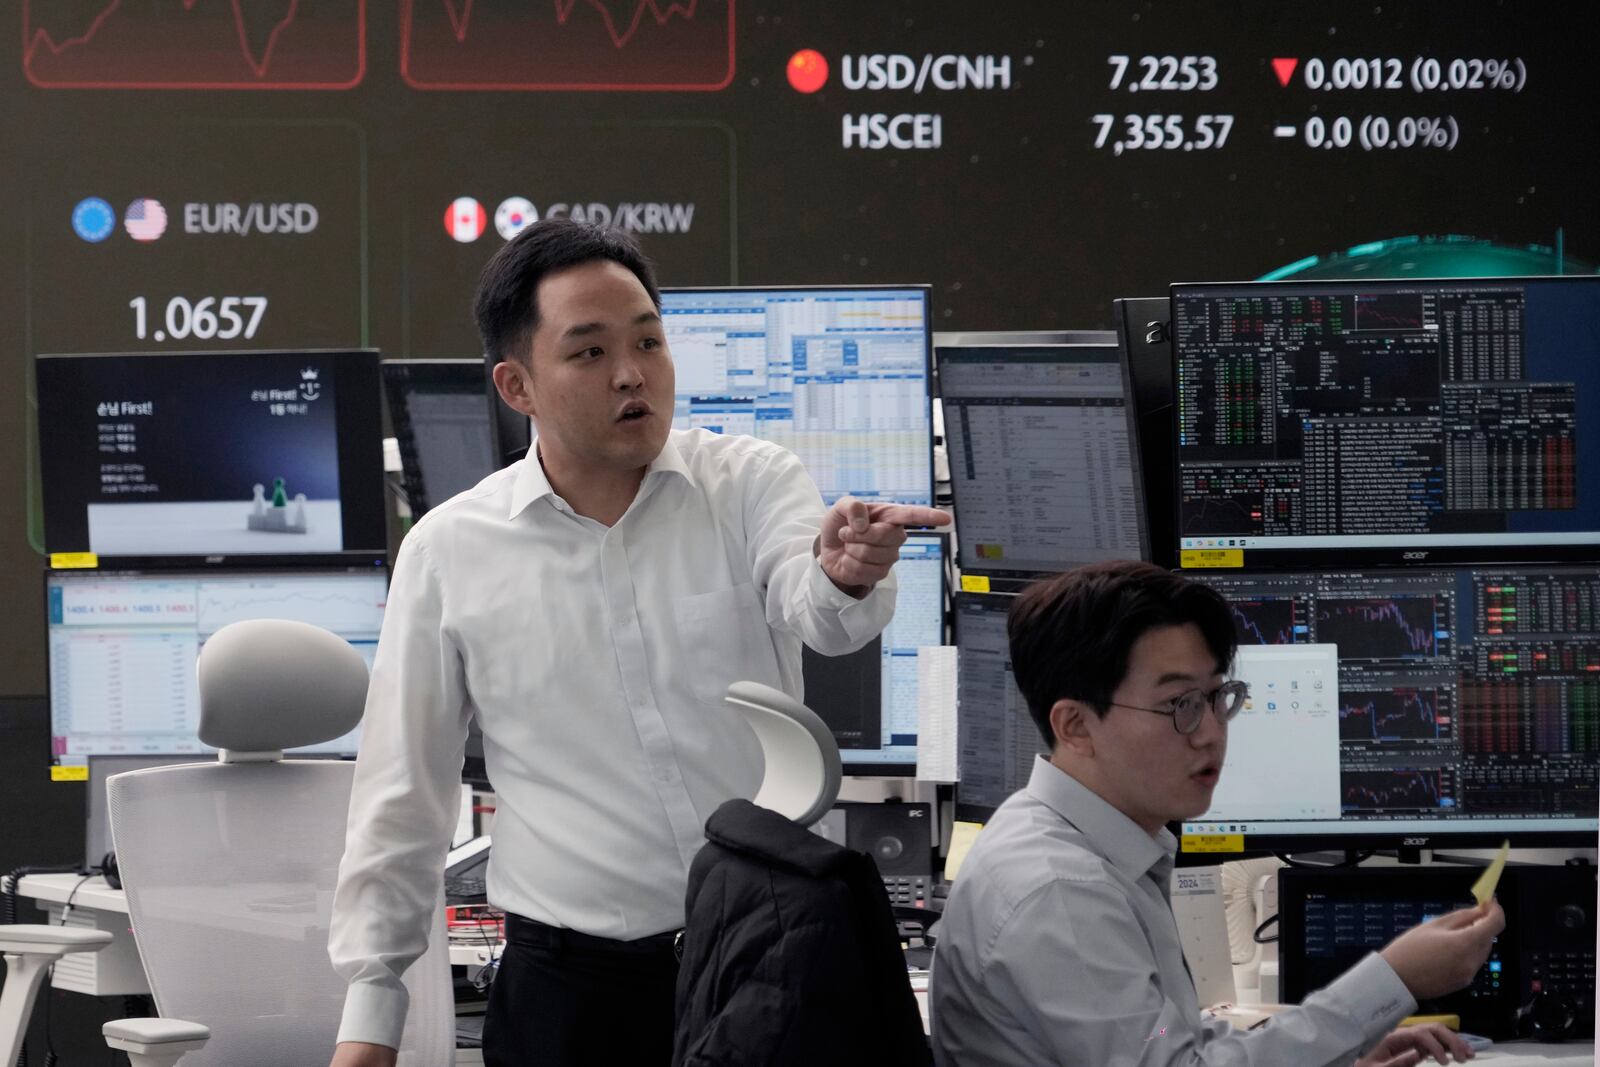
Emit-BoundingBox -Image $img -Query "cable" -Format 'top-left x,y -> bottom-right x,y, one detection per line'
1252,912 -> 1279,945
2,865 -> 85,925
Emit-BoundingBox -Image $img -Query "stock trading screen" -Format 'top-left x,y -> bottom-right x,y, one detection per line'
938,344 -> 1146,587
1174,278 -> 1600,565
661,287 -> 932,506
1187,565 -> 1600,841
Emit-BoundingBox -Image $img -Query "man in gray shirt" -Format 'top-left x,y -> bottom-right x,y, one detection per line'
931,561 -> 1505,1067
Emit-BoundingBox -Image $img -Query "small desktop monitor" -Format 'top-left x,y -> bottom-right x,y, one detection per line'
35,349 -> 386,565
381,359 -> 499,514
1182,563 -> 1600,850
937,342 -> 1147,593
953,591 -> 1039,820
1172,277 -> 1600,569
47,567 -> 387,768
660,285 -> 934,508
807,534 -> 946,776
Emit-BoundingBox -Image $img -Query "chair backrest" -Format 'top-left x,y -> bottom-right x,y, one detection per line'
109,763 -> 453,1065
107,619 -> 452,1066
724,681 -> 842,827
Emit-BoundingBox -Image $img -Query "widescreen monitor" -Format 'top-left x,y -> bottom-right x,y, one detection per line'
47,567 -> 387,767
380,358 -> 499,514
807,534 -> 946,776
1182,563 -> 1600,850
937,342 -> 1146,592
660,285 -> 934,508
1172,277 -> 1600,568
36,349 -> 386,564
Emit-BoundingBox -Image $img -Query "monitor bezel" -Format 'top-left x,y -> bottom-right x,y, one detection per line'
659,283 -> 937,516
35,348 -> 389,569
1169,276 -> 1600,572
934,340 -> 1151,580
1114,296 -> 1178,570
44,562 -> 390,764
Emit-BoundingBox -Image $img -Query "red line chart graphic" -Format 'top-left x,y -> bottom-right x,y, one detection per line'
400,0 -> 734,91
23,0 -> 365,90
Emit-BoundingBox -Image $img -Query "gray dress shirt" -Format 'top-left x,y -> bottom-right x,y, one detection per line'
931,756 -> 1417,1066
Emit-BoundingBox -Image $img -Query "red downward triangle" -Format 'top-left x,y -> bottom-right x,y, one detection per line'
1271,57 -> 1299,87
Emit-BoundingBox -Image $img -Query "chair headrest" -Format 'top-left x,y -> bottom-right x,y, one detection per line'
724,681 -> 842,827
197,619 -> 368,753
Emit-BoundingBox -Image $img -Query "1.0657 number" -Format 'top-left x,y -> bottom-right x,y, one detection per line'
128,296 -> 268,341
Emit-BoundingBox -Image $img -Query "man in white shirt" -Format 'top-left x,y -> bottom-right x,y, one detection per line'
931,561 -> 1506,1067
328,219 -> 948,1067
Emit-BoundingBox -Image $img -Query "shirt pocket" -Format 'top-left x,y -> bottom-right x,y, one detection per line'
673,581 -> 783,706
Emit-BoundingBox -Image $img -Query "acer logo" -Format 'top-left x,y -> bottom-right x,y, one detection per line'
1402,836 -> 1431,846
1402,551 -> 1429,560
1144,319 -> 1171,345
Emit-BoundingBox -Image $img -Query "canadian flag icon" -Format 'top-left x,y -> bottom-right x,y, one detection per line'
445,197 -> 487,243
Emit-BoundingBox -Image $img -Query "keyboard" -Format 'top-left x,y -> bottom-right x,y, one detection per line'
884,874 -> 931,908
445,875 -> 487,903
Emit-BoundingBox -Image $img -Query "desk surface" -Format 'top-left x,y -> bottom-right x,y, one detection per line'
17,873 -> 498,969
13,876 -> 1594,1064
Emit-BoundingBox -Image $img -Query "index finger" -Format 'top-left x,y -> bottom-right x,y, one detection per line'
865,505 -> 951,528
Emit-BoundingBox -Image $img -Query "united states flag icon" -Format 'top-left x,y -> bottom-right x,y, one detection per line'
124,199 -> 168,242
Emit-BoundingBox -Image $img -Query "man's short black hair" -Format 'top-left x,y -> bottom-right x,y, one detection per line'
1007,561 -> 1238,748
473,218 -> 662,366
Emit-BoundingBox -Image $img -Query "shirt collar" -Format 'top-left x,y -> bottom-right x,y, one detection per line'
1024,755 -> 1176,883
507,431 -> 697,520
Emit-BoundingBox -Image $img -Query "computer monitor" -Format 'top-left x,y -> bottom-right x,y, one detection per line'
1114,297 -> 1178,568
660,285 -> 934,507
47,567 -> 387,768
953,591 -> 1039,820
35,349 -> 386,564
1172,277 -> 1600,569
807,534 -> 947,776
381,359 -> 499,514
1182,563 -> 1600,850
937,342 -> 1147,593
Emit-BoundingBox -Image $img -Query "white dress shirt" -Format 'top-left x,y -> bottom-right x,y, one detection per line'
931,756 -> 1417,1067
330,428 -> 896,1048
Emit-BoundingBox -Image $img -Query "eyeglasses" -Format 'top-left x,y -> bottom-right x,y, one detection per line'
1110,680 -> 1250,735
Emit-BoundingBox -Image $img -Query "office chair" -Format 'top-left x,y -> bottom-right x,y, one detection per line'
100,618 -> 454,1066
724,680 -> 843,827
0,923 -> 115,1066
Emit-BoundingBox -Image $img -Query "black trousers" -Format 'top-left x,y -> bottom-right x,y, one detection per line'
483,913 -> 681,1067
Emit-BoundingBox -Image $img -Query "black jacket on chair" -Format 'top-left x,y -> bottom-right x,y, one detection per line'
672,798 -> 931,1066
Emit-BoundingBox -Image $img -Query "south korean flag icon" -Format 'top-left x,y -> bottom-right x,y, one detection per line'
495,197 -> 538,241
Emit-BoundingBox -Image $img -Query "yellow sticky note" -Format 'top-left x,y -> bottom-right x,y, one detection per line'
1180,549 -> 1244,569
49,552 -> 99,569
51,765 -> 89,782
944,821 -> 983,882
1471,839 -> 1511,907
959,575 -> 991,594
1180,833 -> 1245,854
